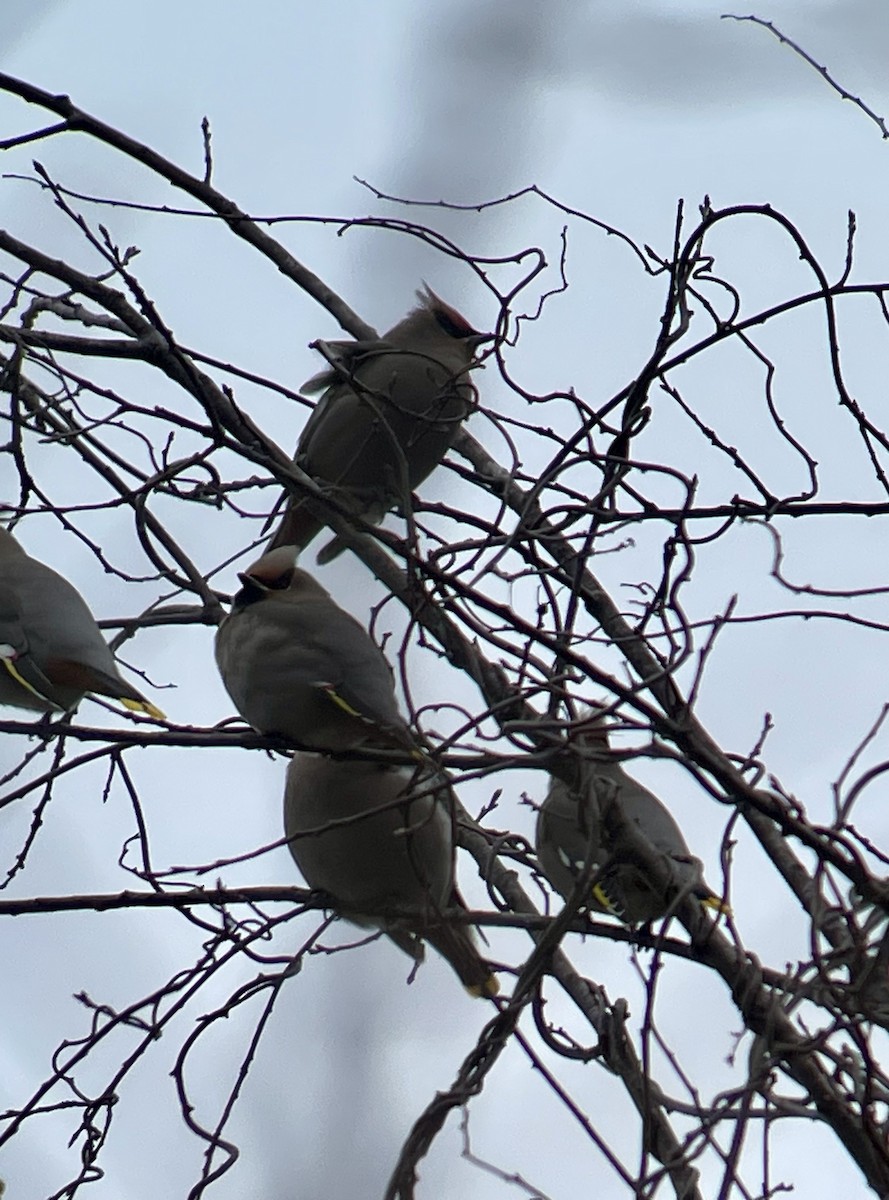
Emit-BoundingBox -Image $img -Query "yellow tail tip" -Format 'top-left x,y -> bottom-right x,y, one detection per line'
121,697 -> 166,720
467,974 -> 500,999
702,894 -> 732,917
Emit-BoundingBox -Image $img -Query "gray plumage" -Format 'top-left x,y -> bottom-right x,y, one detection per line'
0,526 -> 164,718
214,546 -> 413,752
284,752 -> 499,996
536,726 -> 726,923
268,287 -> 492,562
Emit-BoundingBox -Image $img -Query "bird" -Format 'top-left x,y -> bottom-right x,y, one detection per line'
214,545 -> 416,753
0,525 -> 165,718
267,287 -> 493,562
536,722 -> 728,924
284,752 -> 499,996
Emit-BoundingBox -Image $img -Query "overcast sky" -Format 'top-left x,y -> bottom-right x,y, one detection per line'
2,3 -> 889,1199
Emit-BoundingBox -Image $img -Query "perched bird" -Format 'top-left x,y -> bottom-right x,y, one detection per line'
536,724 -> 727,924
268,287 -> 493,562
215,546 -> 414,753
0,525 -> 164,718
284,752 -> 499,996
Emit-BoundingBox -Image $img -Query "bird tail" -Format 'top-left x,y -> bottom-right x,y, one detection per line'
315,533 -> 347,565
424,919 -> 499,998
266,503 -> 324,555
40,660 -> 166,720
77,668 -> 166,720
119,696 -> 166,720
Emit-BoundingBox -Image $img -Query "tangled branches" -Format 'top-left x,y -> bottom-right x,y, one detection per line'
2,68 -> 889,1200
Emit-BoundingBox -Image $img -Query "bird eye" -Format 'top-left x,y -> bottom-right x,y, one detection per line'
435,309 -> 476,340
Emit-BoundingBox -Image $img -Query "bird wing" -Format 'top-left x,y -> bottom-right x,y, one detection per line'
296,343 -> 409,494
300,339 -> 395,396
0,581 -> 67,710
3,562 -> 164,718
313,645 -> 396,721
537,785 -> 606,898
595,770 -> 731,916
236,595 -> 411,749
296,601 -> 413,745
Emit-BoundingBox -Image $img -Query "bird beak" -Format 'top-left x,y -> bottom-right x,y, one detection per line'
469,331 -> 496,350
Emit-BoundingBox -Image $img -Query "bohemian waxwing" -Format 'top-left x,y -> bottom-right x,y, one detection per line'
214,546 -> 414,753
284,753 -> 499,997
268,287 -> 493,562
536,722 -> 727,924
0,526 -> 164,718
